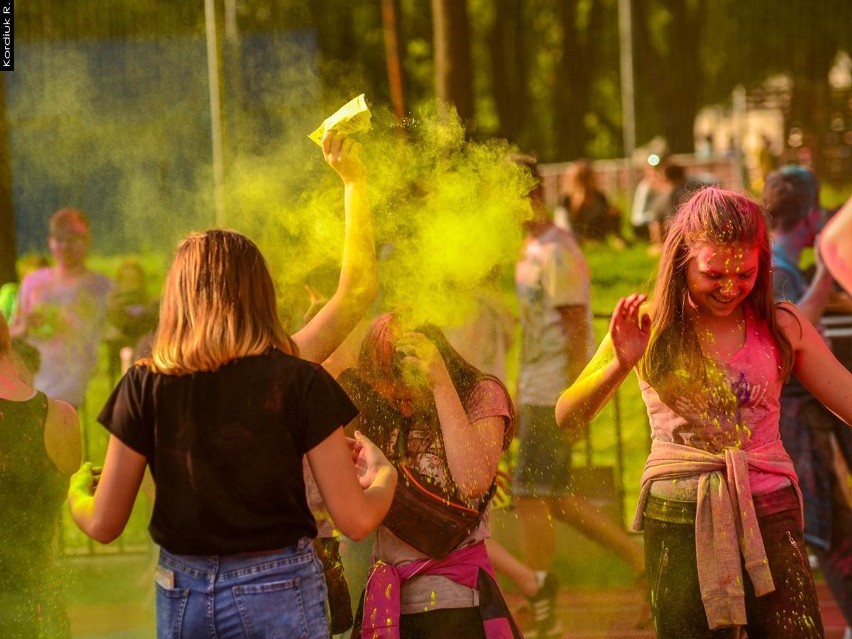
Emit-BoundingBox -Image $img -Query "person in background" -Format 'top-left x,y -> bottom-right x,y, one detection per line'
763,169 -> 852,639
557,159 -> 628,248
630,157 -> 665,251
0,312 -> 81,638
67,132 -> 397,639
649,161 -> 691,243
756,134 -> 779,190
103,258 -> 159,383
0,253 -> 50,321
10,208 -> 113,408
515,155 -> 645,637
557,186 -> 852,637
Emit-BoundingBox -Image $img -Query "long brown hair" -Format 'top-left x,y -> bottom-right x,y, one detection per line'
638,187 -> 794,387
355,312 -> 514,452
145,229 -> 296,374
565,159 -> 597,217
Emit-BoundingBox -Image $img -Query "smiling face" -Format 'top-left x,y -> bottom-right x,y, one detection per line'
685,242 -> 760,318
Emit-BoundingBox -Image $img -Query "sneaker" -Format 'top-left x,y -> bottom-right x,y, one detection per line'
523,572 -> 564,638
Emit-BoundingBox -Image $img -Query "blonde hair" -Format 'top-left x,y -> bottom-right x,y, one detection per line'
145,230 -> 296,375
638,187 -> 794,387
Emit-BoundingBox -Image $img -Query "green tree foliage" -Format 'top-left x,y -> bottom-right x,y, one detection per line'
14,0 -> 852,161
632,0 -> 709,153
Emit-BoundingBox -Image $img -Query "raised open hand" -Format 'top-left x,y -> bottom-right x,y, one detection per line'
609,293 -> 651,370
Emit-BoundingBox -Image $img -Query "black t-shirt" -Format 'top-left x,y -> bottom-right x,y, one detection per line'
98,348 -> 358,555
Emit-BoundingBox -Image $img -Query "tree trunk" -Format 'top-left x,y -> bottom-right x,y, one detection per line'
552,0 -> 604,159
633,0 -> 707,153
431,0 -> 474,128
487,0 -> 527,145
382,0 -> 406,121
0,75 -> 16,284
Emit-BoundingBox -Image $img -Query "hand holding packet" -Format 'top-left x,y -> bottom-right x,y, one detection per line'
308,94 -> 372,145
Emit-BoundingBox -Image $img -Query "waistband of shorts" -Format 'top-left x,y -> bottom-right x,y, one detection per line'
644,484 -> 799,524
159,537 -> 315,574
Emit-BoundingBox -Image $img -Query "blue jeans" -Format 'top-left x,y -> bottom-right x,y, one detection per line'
155,538 -> 329,639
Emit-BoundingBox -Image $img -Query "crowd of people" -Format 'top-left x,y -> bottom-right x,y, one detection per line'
2,122 -> 852,639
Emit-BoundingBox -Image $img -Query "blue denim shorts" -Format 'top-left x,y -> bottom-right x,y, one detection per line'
512,404 -> 574,498
155,537 -> 329,639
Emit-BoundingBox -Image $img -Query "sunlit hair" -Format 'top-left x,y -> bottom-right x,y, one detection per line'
638,187 -> 794,387
144,229 -> 296,375
357,312 -> 514,450
0,312 -> 9,356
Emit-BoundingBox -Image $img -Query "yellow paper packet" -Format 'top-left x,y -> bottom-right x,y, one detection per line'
308,94 -> 372,145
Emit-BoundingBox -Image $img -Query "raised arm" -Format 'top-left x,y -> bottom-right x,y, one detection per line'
396,332 -> 504,499
821,195 -> 852,295
789,240 -> 835,325
779,302 -> 852,426
294,132 -> 376,363
555,294 -> 650,434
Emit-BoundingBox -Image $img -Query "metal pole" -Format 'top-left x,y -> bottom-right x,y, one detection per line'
618,0 -> 637,207
732,85 -> 747,191
204,0 -> 226,227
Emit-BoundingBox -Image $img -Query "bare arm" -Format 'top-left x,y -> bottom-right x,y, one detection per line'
779,302 -> 852,425
556,294 -> 650,433
396,331 -> 504,498
793,246 -> 835,325
556,304 -> 591,385
68,436 -> 147,544
822,195 -> 852,295
294,132 -> 376,363
432,381 -> 504,499
44,399 -> 82,475
307,429 -> 396,541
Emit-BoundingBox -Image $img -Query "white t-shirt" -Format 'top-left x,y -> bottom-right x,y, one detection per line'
515,225 -> 592,406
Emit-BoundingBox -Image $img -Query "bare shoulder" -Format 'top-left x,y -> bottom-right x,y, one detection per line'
44,399 -> 82,475
775,301 -> 805,347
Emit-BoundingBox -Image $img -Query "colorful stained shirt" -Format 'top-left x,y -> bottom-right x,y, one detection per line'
639,304 -> 791,500
15,267 -> 112,406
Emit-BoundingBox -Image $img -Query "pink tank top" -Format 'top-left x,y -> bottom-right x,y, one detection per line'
639,305 -> 791,498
